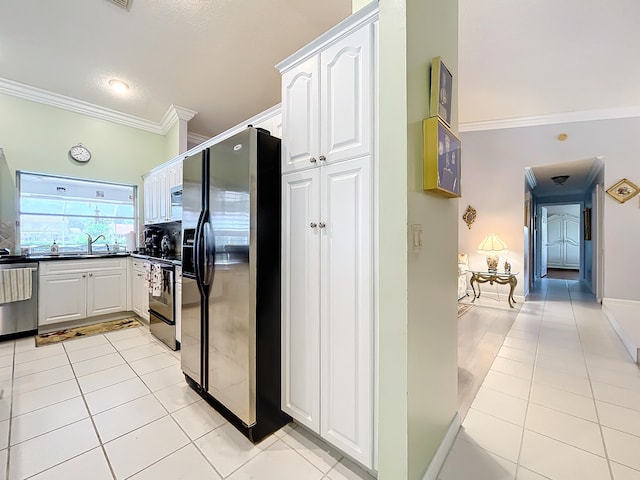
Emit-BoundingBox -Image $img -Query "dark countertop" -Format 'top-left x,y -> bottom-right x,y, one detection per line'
27,252 -> 131,261
130,253 -> 182,266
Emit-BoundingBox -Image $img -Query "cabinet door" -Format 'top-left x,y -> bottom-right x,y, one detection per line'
564,215 -> 581,268
87,270 -> 127,317
157,169 -> 169,222
168,162 -> 182,189
39,274 -> 87,326
281,169 -> 321,431
132,269 -> 149,321
320,24 -> 372,165
320,157 -> 373,467
281,56 -> 320,174
143,175 -> 154,225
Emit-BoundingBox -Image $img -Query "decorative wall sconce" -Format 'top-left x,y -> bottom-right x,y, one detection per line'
462,205 -> 477,229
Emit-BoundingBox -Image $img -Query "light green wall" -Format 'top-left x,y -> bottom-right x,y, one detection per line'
0,93 -> 166,236
352,0 -> 372,13
164,120 -> 180,161
377,0 -> 459,478
377,0 -> 410,477
405,0 -> 458,478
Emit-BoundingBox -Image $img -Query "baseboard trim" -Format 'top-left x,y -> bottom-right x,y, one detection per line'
602,298 -> 640,363
421,412 -> 461,480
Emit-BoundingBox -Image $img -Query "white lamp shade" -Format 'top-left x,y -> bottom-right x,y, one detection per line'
477,234 -> 509,255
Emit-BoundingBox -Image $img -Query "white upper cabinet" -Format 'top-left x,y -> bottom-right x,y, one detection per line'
282,56 -> 320,173
279,11 -> 374,175
144,159 -> 183,224
320,25 -> 371,165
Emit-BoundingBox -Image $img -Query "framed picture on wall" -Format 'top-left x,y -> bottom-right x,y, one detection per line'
606,178 -> 639,203
429,56 -> 453,127
423,116 -> 461,198
584,207 -> 592,240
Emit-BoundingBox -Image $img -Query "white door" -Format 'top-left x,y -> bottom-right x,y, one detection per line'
546,214 -> 563,267
281,56 -> 320,174
564,215 -> 581,268
320,24 -> 372,165
320,157 -> 373,467
540,207 -> 548,278
39,274 -> 87,325
87,270 -> 127,317
281,169 -> 321,431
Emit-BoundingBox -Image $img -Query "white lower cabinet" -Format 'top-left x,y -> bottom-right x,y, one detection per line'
282,156 -> 373,467
131,259 -> 150,321
39,258 -> 127,327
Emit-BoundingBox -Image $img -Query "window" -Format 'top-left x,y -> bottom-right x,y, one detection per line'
18,172 -> 137,254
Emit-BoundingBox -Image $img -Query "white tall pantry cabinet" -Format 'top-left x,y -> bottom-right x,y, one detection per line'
277,4 -> 377,469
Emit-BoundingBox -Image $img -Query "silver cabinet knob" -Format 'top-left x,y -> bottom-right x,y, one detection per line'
309,157 -> 317,164
319,155 -> 326,162
319,222 -> 326,229
89,273 -> 93,277
82,274 -> 86,278
310,222 -> 317,228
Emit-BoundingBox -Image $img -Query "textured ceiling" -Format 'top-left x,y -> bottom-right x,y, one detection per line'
1,1 -> 639,138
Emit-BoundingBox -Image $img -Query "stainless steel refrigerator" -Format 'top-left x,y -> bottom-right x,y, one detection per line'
180,127 -> 289,442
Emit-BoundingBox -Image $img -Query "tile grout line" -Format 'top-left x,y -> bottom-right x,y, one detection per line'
63,334 -> 118,480
566,283 -> 615,480
513,282 -> 547,479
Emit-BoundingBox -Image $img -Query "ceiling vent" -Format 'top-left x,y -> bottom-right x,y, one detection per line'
106,0 -> 131,10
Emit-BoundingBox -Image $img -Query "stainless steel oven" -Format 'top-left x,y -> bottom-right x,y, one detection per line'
148,259 -> 178,350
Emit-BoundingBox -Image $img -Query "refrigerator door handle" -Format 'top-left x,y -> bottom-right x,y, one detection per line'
202,221 -> 215,286
193,209 -> 207,295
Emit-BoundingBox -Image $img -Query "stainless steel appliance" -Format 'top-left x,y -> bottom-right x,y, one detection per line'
181,127 -> 289,442
170,185 -> 182,222
148,258 -> 178,350
0,258 -> 38,339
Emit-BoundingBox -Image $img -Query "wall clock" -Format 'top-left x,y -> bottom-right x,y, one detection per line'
69,143 -> 91,163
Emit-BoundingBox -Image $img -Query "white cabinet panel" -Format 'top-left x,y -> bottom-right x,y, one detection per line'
320,25 -> 372,165
282,57 -> 320,174
87,270 -> 127,317
320,157 -> 372,465
281,169 -> 321,431
39,273 -> 87,326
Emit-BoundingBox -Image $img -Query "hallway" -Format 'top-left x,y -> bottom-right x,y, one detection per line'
439,279 -> 640,479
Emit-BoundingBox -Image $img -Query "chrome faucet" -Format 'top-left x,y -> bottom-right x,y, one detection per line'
85,233 -> 105,254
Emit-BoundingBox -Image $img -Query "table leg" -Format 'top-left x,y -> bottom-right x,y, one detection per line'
470,275 -> 478,302
508,275 -> 518,308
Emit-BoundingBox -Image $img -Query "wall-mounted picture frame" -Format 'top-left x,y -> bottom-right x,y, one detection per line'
430,56 -> 453,127
606,178 -> 639,203
423,116 -> 461,198
584,207 -> 592,241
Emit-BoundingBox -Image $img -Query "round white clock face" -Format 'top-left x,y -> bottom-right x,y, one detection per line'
69,144 -> 91,163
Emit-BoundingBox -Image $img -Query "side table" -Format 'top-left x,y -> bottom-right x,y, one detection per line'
469,271 -> 518,308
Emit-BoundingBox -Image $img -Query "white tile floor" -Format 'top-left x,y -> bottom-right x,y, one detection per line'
439,278 -> 640,480
0,325 -> 374,480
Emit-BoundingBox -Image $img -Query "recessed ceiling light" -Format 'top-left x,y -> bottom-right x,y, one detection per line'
557,133 -> 568,141
108,79 -> 129,93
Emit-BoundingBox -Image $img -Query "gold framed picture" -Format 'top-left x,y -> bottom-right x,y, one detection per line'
423,116 -> 461,198
430,56 -> 453,126
606,178 -> 639,203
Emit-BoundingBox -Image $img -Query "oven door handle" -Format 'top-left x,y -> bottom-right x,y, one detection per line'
149,310 -> 175,326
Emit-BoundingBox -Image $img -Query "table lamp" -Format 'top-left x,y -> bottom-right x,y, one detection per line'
477,234 -> 508,273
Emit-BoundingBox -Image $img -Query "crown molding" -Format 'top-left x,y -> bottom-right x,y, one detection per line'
159,104 -> 198,132
459,105 -> 640,133
0,77 -> 196,136
524,168 -> 537,189
187,132 -> 210,147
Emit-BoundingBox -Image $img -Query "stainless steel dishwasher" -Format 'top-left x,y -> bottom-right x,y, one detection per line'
0,259 -> 39,339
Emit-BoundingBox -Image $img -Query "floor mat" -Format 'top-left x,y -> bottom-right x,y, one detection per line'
35,317 -> 141,347
457,303 -> 473,318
